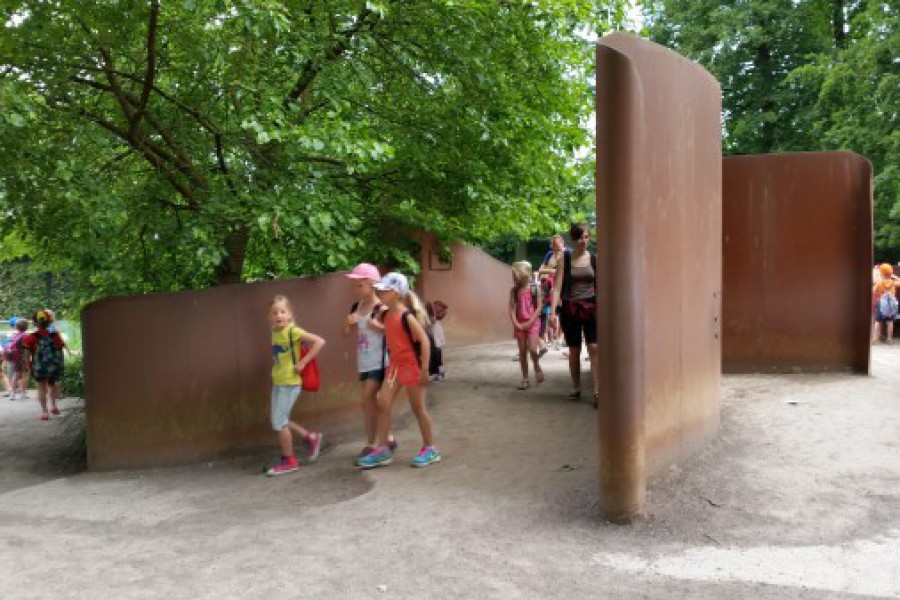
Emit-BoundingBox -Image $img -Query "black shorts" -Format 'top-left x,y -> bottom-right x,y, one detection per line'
358,369 -> 386,383
560,299 -> 597,348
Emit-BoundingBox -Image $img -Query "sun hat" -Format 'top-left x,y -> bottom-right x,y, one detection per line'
373,272 -> 409,295
879,263 -> 893,277
345,263 -> 381,281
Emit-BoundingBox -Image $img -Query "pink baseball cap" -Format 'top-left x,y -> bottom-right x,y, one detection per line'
345,263 -> 381,281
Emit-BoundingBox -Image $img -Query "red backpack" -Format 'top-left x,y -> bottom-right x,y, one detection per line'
288,326 -> 320,392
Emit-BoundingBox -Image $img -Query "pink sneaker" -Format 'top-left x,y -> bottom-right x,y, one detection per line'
40,412 -> 49,421
265,456 -> 299,477
306,432 -> 324,462
50,407 -> 60,415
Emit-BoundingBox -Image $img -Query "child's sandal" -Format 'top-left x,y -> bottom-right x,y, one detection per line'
535,368 -> 544,384
518,379 -> 530,390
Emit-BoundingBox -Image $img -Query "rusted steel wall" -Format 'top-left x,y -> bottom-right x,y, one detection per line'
416,235 -> 513,346
722,152 -> 873,374
83,275 -> 364,470
596,33 -> 722,521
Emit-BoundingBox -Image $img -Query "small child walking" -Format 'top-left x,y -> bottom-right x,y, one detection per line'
510,261 -> 544,390
3,318 -> 30,401
343,263 -> 398,465
20,310 -> 65,420
358,273 -> 441,469
426,301 -> 447,382
266,295 -> 326,476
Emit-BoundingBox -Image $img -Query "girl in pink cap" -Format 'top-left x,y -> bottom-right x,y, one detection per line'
343,263 -> 397,464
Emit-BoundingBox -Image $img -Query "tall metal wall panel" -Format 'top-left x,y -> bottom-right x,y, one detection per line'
596,33 -> 722,521
722,152 -> 872,374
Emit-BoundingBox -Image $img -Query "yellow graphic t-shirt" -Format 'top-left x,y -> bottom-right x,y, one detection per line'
271,325 -> 306,386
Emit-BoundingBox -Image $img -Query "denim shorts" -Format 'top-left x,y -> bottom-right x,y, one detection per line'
358,368 -> 386,383
271,385 -> 301,431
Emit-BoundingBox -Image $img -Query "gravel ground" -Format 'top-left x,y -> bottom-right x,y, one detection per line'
1,342 -> 898,599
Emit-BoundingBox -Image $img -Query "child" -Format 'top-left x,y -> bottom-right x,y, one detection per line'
265,295 -> 326,476
426,301 -> 447,382
20,311 -> 64,420
358,273 -> 441,469
1,318 -> 15,398
6,319 -> 30,401
343,263 -> 398,464
510,261 -> 544,390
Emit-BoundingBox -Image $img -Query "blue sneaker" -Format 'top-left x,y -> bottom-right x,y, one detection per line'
410,446 -> 441,468
357,447 -> 393,469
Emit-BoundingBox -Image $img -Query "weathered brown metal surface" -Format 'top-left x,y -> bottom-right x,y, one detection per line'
84,274 -> 363,470
416,234 -> 514,346
722,152 -> 872,374
596,33 -> 722,521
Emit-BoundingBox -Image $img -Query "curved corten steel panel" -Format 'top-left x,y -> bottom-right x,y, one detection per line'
596,33 -> 722,521
84,274 -> 363,470
416,235 -> 514,346
722,152 -> 872,374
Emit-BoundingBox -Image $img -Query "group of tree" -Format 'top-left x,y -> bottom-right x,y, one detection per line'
643,0 -> 899,261
0,1 -> 625,307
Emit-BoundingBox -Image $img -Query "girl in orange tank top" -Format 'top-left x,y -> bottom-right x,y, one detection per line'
357,272 -> 442,469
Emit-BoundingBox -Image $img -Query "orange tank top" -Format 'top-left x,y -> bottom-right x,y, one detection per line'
383,312 -> 418,367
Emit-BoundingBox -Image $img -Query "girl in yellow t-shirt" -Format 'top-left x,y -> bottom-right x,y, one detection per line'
266,295 -> 326,476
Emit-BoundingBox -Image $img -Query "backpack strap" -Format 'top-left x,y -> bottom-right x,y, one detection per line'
287,325 -> 298,366
401,310 -> 423,367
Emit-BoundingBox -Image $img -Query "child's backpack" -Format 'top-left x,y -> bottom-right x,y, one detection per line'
879,292 -> 899,320
401,310 -> 439,375
287,326 -> 320,392
32,331 -> 64,381
2,332 -> 25,363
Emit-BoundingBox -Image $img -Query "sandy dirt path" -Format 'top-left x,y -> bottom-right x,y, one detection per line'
1,342 -> 899,599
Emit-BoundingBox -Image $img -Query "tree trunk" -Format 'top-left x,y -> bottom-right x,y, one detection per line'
215,225 -> 250,286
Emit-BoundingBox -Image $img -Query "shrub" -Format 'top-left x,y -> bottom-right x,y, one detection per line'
62,355 -> 84,399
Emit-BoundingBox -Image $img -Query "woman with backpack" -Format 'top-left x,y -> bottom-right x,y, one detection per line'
549,223 -> 599,407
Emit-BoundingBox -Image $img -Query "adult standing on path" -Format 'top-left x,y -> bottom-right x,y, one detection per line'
550,223 -> 598,407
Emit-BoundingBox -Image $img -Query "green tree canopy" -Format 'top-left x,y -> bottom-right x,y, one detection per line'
1,0 -> 625,302
643,0 -> 900,259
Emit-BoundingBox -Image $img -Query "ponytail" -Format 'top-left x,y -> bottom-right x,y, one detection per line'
404,290 -> 431,327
